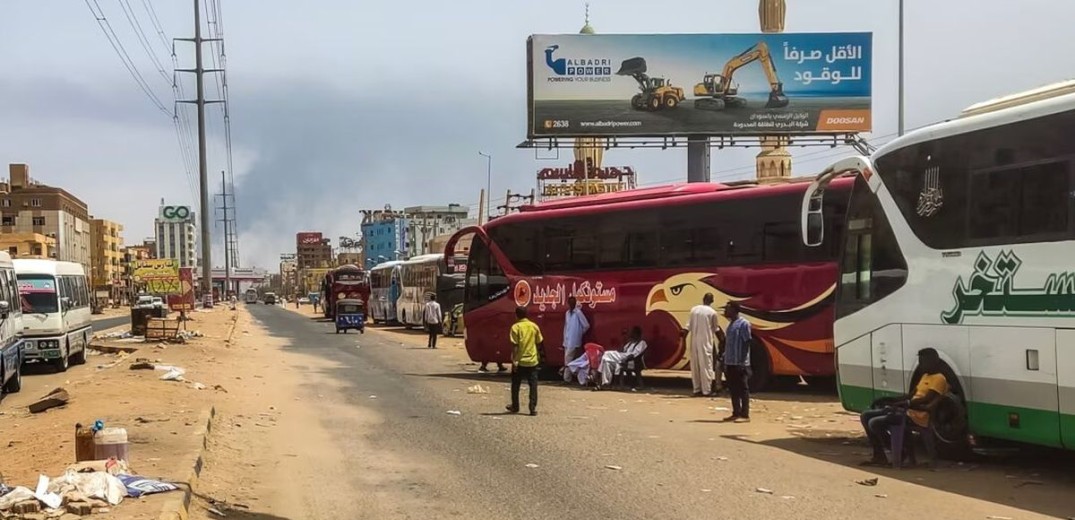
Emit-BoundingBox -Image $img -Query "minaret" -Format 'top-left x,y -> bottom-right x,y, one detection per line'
573,3 -> 604,189
756,0 -> 792,184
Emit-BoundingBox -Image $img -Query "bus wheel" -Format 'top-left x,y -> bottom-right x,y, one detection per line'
54,344 -> 70,373
71,344 -> 87,366
2,359 -> 21,394
747,340 -> 771,392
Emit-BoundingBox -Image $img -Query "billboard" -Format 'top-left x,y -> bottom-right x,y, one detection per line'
167,267 -> 195,311
527,32 -> 871,137
296,232 -> 323,246
132,259 -> 181,294
159,205 -> 193,223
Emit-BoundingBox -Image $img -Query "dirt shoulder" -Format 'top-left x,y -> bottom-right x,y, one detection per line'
0,306 -> 248,518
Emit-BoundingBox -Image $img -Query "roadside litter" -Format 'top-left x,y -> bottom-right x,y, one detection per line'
0,420 -> 180,516
446,410 -> 462,416
155,365 -> 186,381
466,385 -> 489,394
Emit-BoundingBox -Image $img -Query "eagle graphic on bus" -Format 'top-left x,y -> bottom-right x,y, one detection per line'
644,272 -> 836,373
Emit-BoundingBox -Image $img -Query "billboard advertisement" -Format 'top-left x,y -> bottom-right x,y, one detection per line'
167,267 -> 195,311
159,205 -> 193,223
132,259 -> 181,294
296,232 -> 323,246
527,32 -> 871,137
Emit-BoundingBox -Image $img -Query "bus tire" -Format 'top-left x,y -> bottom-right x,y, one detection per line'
71,344 -> 87,366
54,343 -> 70,373
747,340 -> 771,392
2,357 -> 21,394
910,362 -> 972,459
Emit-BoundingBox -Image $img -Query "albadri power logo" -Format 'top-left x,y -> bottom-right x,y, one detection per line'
544,45 -> 612,82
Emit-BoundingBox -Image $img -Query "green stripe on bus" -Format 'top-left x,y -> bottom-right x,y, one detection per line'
840,384 -> 1069,449
965,402 -> 1063,449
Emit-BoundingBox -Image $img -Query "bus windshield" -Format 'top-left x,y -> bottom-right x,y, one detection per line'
18,274 -> 59,314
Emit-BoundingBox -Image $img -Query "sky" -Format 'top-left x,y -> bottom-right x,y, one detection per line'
2,0 -> 1074,269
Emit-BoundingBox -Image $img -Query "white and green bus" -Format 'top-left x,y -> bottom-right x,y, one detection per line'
801,80 -> 1075,451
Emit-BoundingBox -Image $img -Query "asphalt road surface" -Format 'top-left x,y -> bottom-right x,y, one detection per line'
92,314 -> 128,331
191,305 -> 1069,520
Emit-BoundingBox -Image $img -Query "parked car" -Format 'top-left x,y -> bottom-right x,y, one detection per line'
263,293 -> 277,305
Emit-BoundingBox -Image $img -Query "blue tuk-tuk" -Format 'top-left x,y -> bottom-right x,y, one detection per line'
335,298 -> 365,334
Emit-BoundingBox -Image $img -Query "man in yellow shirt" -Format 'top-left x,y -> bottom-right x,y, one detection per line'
507,306 -> 544,416
860,348 -> 950,466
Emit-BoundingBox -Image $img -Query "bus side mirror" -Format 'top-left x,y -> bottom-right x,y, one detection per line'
801,182 -> 826,247
0,300 -> 9,318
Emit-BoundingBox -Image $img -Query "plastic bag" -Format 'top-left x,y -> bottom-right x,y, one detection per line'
0,487 -> 35,510
48,469 -> 127,505
116,475 -> 179,498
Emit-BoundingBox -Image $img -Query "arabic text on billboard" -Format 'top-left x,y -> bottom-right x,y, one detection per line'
133,259 -> 181,294
167,267 -> 195,311
297,232 -> 323,246
527,32 -> 872,137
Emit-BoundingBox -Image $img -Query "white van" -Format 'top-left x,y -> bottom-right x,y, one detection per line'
0,252 -> 25,394
15,259 -> 92,372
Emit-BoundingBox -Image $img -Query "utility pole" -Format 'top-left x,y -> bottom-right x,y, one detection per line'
497,189 -> 536,215
217,170 -> 233,297
176,0 -> 222,303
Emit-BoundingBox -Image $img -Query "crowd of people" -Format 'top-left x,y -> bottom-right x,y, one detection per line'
471,293 -> 756,422
417,290 -> 950,467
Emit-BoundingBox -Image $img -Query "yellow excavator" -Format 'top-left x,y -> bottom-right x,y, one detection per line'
616,57 -> 685,111
693,41 -> 789,111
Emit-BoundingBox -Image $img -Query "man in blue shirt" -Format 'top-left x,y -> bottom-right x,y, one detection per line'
561,296 -> 590,383
718,301 -> 753,423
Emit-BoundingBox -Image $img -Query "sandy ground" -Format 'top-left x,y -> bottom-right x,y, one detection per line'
0,306 -> 244,519
181,303 -> 1075,520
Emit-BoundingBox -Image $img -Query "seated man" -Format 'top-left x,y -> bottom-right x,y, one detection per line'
860,348 -> 949,466
596,326 -> 648,390
563,347 -> 593,386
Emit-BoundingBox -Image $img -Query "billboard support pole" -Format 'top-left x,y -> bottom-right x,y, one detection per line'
687,136 -> 711,183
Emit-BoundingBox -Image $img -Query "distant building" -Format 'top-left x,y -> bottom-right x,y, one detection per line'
360,207 -> 407,267
0,164 -> 92,272
336,252 -> 362,266
403,204 -> 469,258
90,218 -> 124,289
0,232 -> 57,259
154,200 -> 197,268
427,218 -> 477,257
296,232 -> 332,270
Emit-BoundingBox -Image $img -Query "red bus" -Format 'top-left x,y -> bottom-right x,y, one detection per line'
321,264 -> 371,319
445,178 -> 852,389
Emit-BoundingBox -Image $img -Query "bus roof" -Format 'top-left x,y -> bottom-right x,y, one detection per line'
489,176 -> 846,227
369,260 -> 404,271
876,80 -> 1075,161
13,259 -> 85,276
402,254 -> 445,264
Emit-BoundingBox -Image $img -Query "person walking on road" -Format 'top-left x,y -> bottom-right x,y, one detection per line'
423,293 -> 443,349
506,306 -> 543,416
685,293 -> 721,397
719,302 -> 753,422
561,296 -> 590,382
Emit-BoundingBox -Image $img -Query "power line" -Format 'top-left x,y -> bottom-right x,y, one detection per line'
138,0 -> 171,51
83,0 -> 170,115
115,0 -> 171,85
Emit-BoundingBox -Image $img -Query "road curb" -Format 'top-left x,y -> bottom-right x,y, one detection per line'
157,405 -> 216,520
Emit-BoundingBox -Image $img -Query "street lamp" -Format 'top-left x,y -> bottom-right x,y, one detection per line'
478,151 -> 491,219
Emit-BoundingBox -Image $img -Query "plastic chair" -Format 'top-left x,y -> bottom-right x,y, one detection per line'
889,411 -> 937,469
617,354 -> 646,389
583,343 -> 605,387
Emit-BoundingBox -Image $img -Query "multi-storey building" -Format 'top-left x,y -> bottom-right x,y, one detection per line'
0,164 -> 91,272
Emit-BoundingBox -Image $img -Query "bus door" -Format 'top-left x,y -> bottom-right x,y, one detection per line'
1058,330 -> 1075,448
460,233 -> 512,363
845,217 -> 906,401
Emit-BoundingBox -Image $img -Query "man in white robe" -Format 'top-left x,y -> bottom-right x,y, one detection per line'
597,326 -> 648,388
685,293 -> 721,397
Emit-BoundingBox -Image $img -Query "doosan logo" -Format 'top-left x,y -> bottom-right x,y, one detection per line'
826,116 -> 866,125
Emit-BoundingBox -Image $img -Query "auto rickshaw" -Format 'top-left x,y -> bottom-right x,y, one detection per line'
334,298 -> 366,334
444,302 -> 464,337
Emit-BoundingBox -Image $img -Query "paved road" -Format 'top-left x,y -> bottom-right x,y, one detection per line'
91,314 -> 128,331
194,305 -> 1069,520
